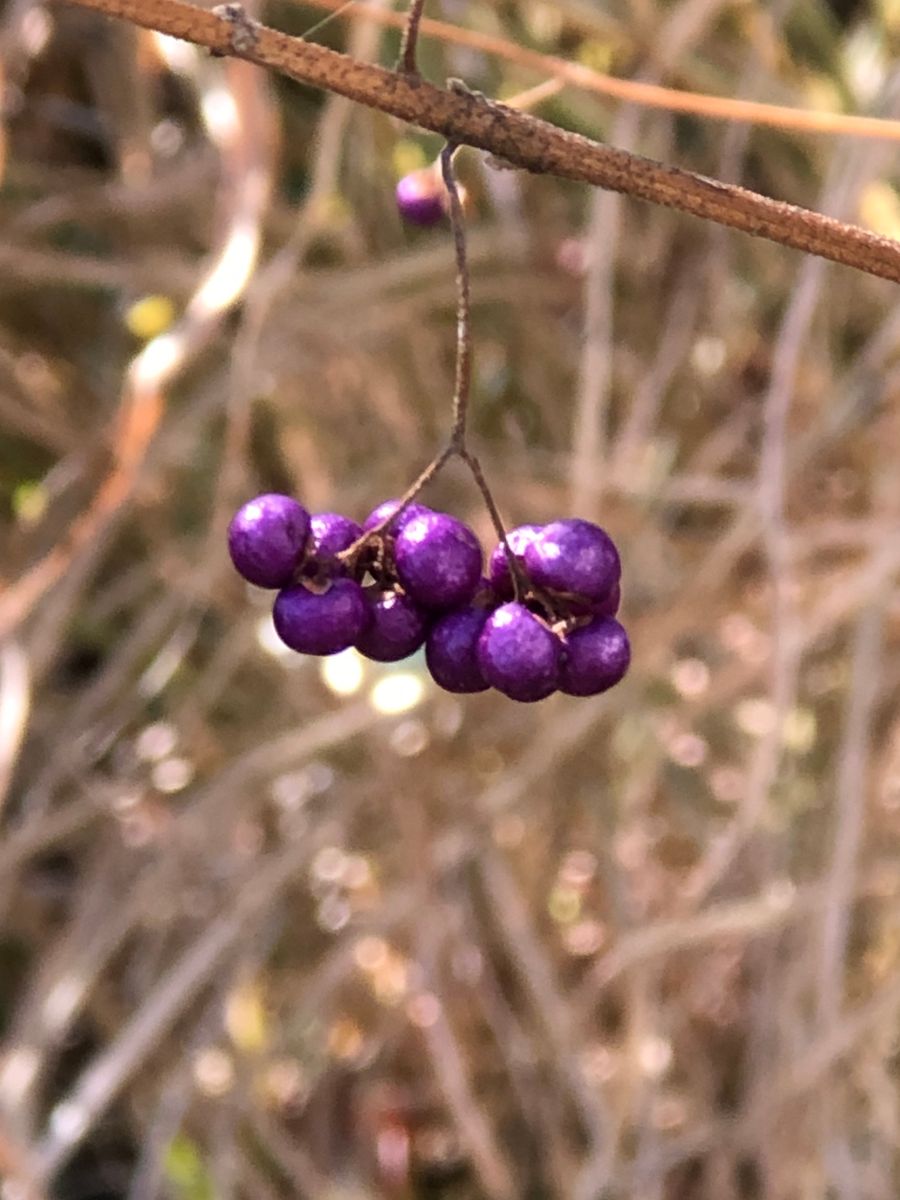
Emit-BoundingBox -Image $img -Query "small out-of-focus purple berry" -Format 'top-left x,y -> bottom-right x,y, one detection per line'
273,578 -> 368,656
308,512 -> 362,572
394,511 -> 483,610
228,493 -> 310,588
477,602 -> 560,702
396,169 -> 446,227
488,524 -> 544,598
559,617 -> 630,696
426,606 -> 491,693
363,498 -> 432,534
356,589 -> 429,663
524,518 -> 620,602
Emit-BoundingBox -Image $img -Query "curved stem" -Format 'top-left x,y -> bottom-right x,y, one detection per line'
460,449 -> 527,603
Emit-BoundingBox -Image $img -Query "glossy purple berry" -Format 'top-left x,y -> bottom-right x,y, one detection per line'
355,589 -> 429,663
396,169 -> 446,227
363,498 -> 432,534
488,524 -> 544,598
394,511 -> 483,611
559,617 -> 630,697
308,512 -> 362,572
568,579 -> 622,619
477,602 -> 560,702
273,578 -> 368,656
228,493 -> 310,588
594,580 -> 621,619
426,606 -> 491,694
524,518 -> 620,603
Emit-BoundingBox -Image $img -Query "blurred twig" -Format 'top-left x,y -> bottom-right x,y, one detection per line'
0,43 -> 273,640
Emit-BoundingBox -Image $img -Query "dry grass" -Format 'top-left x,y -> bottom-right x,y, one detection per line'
2,1 -> 900,1197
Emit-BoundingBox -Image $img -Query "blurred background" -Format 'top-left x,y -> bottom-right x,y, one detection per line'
2,0 -> 900,1196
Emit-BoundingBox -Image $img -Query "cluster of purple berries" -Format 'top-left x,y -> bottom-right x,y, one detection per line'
228,494 -> 630,703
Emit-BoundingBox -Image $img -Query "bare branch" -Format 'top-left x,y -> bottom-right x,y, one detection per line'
57,0 -> 900,284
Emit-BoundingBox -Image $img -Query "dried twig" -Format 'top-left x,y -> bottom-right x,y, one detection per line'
0,47 -> 273,640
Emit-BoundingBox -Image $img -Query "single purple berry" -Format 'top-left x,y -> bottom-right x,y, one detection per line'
308,512 -> 362,573
594,580 -> 621,619
363,498 -> 432,534
228,493 -> 310,589
488,524 -> 544,598
355,589 -> 430,663
567,579 -> 622,619
477,602 -> 560,703
426,606 -> 491,693
396,169 -> 446,227
394,511 -> 483,610
524,518 -> 620,603
273,578 -> 369,656
559,617 -> 630,696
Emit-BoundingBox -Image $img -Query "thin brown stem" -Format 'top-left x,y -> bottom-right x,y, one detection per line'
439,143 -> 524,598
340,143 -> 521,593
397,0 -> 426,76
440,143 -> 472,448
459,453 -> 500,537
57,0 -> 900,284
378,443 -> 454,519
460,448 -> 526,601
336,444 -> 454,565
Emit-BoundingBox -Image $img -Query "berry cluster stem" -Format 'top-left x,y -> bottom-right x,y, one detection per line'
439,146 -> 529,601
441,144 -> 472,452
338,142 -> 526,600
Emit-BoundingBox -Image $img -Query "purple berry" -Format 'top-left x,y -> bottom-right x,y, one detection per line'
308,512 -> 362,571
355,589 -> 429,663
477,602 -> 560,702
396,169 -> 446,227
488,524 -> 544,598
363,498 -> 432,534
273,578 -> 368,656
473,576 -> 500,606
394,511 -> 483,611
228,493 -> 310,588
524,519 -> 620,603
426,606 -> 491,693
568,579 -> 621,619
559,617 -> 630,696
594,580 -> 621,619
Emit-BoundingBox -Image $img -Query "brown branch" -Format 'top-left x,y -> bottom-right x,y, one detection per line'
296,0 -> 900,145
57,0 -> 900,284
